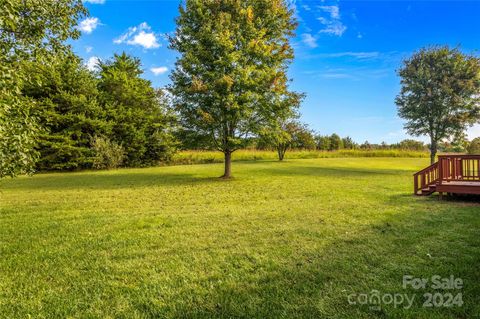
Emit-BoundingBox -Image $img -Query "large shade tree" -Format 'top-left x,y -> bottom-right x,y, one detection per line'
169,0 -> 301,178
396,46 -> 480,164
0,0 -> 86,177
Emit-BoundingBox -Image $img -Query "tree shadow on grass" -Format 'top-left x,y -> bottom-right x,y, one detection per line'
135,199 -> 480,318
253,165 -> 408,178
1,171 -> 225,191
2,164 -> 408,192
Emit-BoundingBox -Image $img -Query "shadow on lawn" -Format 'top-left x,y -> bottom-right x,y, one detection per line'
145,200 -> 480,318
3,163 -> 409,192
2,170 -> 224,191
254,165 -> 408,178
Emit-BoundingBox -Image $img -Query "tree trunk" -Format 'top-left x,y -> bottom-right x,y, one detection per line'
277,145 -> 284,161
430,138 -> 437,165
222,151 -> 232,178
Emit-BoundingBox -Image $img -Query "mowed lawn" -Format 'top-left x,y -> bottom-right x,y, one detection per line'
0,158 -> 479,318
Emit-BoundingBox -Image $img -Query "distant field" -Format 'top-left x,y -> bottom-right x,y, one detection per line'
171,149 -> 429,165
0,158 -> 478,318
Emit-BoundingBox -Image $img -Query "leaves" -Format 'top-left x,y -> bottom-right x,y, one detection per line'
0,0 -> 87,177
170,0 -> 301,155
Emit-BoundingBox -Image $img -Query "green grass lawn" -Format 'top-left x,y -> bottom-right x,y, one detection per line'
1,158 -> 479,318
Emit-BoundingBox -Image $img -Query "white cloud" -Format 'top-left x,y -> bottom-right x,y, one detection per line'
321,73 -> 353,79
319,22 -> 347,36
318,52 -> 380,59
78,17 -> 100,34
85,56 -> 100,71
85,46 -> 93,53
301,33 -> 318,48
316,4 -> 347,36
151,66 -> 168,75
319,5 -> 340,19
114,22 -> 160,49
129,31 -> 160,49
83,0 -> 105,4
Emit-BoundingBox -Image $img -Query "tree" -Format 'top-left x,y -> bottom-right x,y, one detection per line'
360,141 -> 372,150
448,132 -> 469,153
21,53 -> 109,170
315,135 -> 330,151
260,120 -> 292,161
329,133 -> 343,151
342,136 -> 356,149
292,125 -> 316,150
396,139 -> 425,151
98,53 -> 177,167
169,0 -> 300,178
396,46 -> 480,164
0,0 -> 86,177
260,120 -> 314,161
468,137 -> 480,154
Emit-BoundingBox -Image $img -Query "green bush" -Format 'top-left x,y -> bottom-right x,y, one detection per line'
92,136 -> 125,170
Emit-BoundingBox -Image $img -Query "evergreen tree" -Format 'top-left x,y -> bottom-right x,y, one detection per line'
22,53 -> 109,170
98,53 -> 177,167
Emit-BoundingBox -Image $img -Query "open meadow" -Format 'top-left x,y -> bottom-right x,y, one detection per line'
0,157 -> 479,318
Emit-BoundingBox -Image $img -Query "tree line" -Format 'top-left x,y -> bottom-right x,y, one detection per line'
1,0 -> 480,179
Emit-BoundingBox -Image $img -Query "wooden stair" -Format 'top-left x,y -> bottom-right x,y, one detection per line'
413,162 -> 439,196
414,155 -> 480,197
420,183 -> 437,196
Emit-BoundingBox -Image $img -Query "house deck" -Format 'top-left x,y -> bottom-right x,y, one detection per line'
414,155 -> 480,197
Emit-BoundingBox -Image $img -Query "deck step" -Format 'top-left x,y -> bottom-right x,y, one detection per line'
419,184 -> 437,196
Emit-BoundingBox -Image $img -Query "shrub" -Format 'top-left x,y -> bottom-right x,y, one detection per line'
92,136 -> 125,170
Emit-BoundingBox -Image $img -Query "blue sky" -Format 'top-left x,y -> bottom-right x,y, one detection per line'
74,0 -> 480,144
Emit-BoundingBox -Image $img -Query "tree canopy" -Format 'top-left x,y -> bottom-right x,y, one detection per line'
169,0 -> 302,177
0,0 -> 86,177
396,46 -> 480,163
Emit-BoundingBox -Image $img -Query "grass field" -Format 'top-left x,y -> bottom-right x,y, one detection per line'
171,149 -> 429,165
1,158 -> 479,318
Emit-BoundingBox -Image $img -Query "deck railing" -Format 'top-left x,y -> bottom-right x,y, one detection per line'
414,155 -> 480,195
438,155 -> 480,182
413,161 -> 439,195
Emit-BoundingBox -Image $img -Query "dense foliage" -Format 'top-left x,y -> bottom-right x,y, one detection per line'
98,53 -> 177,167
0,0 -> 86,177
1,1 -> 177,175
21,54 -> 108,170
18,52 -> 177,171
170,0 -> 302,177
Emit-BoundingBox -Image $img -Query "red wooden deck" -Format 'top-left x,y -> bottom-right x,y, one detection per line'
413,155 -> 480,197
